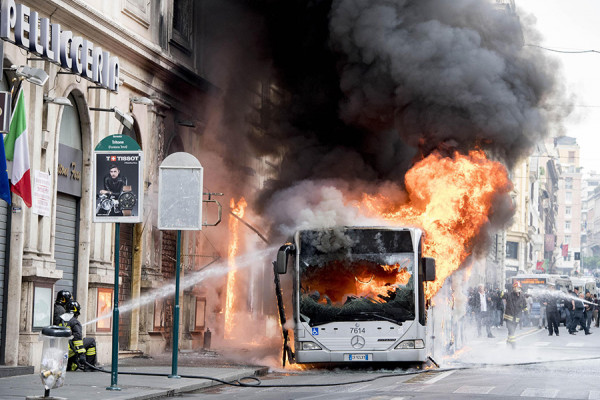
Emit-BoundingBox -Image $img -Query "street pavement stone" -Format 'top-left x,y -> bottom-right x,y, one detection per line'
0,352 -> 268,400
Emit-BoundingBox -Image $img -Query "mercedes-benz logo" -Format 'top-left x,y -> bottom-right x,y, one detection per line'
351,335 -> 365,349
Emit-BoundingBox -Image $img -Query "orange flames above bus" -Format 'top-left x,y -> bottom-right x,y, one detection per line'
224,197 -> 247,339
360,150 -> 512,299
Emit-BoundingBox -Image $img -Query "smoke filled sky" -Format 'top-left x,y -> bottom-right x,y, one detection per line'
204,0 -> 568,236
519,0 -> 600,173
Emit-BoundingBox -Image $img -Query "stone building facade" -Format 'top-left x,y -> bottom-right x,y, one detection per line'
0,0 -> 219,370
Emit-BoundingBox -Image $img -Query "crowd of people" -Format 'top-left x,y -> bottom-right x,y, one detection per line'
467,282 -> 599,347
53,290 -> 97,372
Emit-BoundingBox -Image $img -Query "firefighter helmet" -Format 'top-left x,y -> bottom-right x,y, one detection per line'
66,300 -> 81,315
56,290 -> 72,305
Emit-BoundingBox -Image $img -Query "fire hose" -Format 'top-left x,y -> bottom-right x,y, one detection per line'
81,355 -> 600,388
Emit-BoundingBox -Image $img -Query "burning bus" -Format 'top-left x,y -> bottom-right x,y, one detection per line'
274,226 -> 435,364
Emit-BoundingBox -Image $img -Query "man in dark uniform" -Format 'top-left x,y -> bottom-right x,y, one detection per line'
99,164 -> 127,216
60,300 -> 97,371
502,281 -> 527,348
569,293 -> 591,335
53,290 -> 72,326
543,285 -> 560,336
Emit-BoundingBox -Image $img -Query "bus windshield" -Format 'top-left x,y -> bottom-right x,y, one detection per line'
298,229 -> 415,327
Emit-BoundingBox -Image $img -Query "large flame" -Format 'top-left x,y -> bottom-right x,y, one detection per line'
224,197 -> 247,338
361,150 -> 512,299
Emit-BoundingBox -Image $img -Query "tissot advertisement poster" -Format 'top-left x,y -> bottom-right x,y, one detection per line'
93,135 -> 143,223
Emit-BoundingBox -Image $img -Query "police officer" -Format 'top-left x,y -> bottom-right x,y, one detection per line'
60,300 -> 97,371
53,290 -> 72,325
502,281 -> 528,348
569,293 -> 591,335
543,285 -> 560,336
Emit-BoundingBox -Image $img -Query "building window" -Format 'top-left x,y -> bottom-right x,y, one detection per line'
96,288 -> 113,332
33,284 -> 53,331
565,178 -> 573,190
566,206 -> 571,216
122,0 -> 150,28
565,192 -> 572,203
154,298 -> 166,331
506,241 -> 519,259
565,236 -> 571,245
565,221 -> 571,231
568,151 -> 575,163
194,297 -> 206,331
171,0 -> 193,52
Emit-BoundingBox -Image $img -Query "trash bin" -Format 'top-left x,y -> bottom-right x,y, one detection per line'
38,326 -> 71,395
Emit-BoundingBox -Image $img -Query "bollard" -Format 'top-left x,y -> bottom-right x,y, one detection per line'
203,327 -> 211,349
27,325 -> 72,400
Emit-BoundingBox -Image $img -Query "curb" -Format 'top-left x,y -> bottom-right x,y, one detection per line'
98,366 -> 270,400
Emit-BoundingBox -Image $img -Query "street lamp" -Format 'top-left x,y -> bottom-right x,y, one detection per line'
43,95 -> 72,107
89,106 -> 134,130
11,65 -> 49,86
130,96 -> 153,106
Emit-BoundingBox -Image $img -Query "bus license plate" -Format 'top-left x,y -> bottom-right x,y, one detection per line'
345,353 -> 371,361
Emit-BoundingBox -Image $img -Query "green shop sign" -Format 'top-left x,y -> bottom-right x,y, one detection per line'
94,134 -> 141,152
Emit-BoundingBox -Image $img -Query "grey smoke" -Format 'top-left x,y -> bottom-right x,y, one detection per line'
202,0 -> 568,237
329,0 -> 567,165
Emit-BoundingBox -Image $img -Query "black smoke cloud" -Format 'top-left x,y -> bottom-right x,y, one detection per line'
203,0 -> 567,233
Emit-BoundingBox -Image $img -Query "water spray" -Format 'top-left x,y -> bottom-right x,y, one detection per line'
527,288 -> 596,306
84,246 -> 279,327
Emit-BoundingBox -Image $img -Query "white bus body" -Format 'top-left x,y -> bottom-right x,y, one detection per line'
275,226 -> 436,364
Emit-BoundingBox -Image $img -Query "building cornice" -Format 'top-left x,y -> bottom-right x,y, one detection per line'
20,0 -> 218,94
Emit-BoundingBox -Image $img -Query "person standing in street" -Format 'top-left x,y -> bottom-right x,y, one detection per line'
502,281 -> 528,348
594,294 -> 599,328
543,285 -> 560,336
473,284 -> 494,338
584,292 -> 594,333
569,293 -> 590,335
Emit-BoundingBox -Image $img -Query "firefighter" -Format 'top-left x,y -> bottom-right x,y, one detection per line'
60,300 -> 97,371
502,281 -> 528,348
53,290 -> 72,325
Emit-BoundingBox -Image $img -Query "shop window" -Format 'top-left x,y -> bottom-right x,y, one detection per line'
33,284 -> 53,331
96,288 -> 113,332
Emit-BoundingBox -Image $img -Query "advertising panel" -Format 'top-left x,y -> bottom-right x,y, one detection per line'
93,135 -> 143,223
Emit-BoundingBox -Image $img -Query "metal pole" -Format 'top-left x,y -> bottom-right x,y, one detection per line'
169,230 -> 182,378
107,222 -> 121,390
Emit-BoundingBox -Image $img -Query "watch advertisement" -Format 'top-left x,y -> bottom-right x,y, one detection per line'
93,151 -> 143,223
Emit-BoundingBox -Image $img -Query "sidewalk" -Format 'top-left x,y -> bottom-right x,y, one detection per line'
0,351 -> 269,400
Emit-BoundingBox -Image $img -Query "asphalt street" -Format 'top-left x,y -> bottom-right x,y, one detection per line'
166,324 -> 600,400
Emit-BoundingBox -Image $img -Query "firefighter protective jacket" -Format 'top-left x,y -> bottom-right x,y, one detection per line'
59,317 -> 86,358
502,291 -> 527,322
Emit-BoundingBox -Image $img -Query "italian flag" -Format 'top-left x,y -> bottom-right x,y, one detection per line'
4,87 -> 31,207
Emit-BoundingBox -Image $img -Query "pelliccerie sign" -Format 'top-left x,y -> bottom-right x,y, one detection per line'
1,1 -> 120,92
